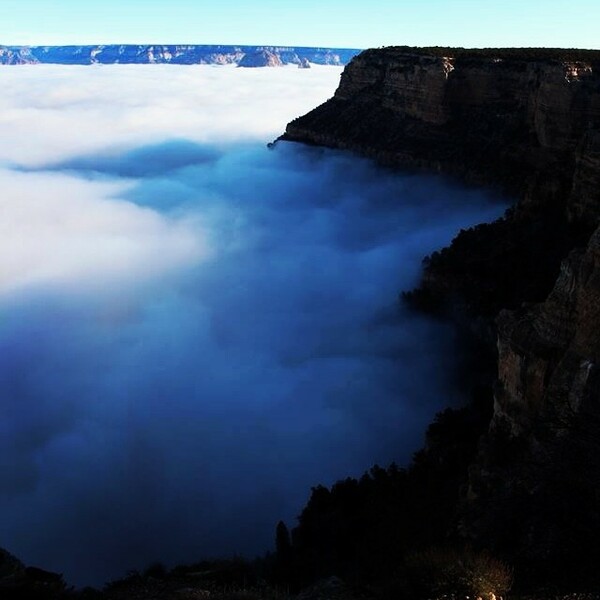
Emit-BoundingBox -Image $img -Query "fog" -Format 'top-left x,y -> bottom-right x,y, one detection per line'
0,65 -> 505,586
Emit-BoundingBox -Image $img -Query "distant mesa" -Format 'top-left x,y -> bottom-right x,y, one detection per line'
0,44 -> 361,66
238,49 -> 283,68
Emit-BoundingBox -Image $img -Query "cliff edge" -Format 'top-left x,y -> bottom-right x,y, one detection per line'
283,47 -> 600,314
284,47 -> 600,216
282,47 -> 600,586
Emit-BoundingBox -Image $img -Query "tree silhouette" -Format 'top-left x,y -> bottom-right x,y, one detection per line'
274,521 -> 292,584
275,521 -> 292,560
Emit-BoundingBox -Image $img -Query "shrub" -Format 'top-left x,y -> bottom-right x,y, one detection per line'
403,547 -> 512,600
142,562 -> 168,579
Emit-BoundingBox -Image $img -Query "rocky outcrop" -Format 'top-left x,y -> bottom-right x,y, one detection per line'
284,47 -> 600,213
282,47 -> 600,315
0,45 -> 360,66
281,46 -> 600,584
494,227 -> 600,438
281,44 -> 600,371
238,49 -> 283,68
457,225 -> 600,584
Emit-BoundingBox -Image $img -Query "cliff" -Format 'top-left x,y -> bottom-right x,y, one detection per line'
238,49 -> 283,68
283,47 -> 600,315
495,229 -> 600,437
0,44 -> 359,66
463,225 -> 600,583
282,47 -> 600,586
284,47 -> 600,210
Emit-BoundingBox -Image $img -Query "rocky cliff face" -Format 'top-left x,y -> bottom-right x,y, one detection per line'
282,44 -> 600,344
283,48 -> 600,316
284,48 -> 600,216
282,46 -> 600,582
495,228 -> 600,437
238,49 -> 283,68
0,44 -> 360,66
459,225 -> 600,582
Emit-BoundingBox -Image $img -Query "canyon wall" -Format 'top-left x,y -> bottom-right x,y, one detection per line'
284,47 -> 600,219
0,44 -> 359,66
283,47 -> 600,576
284,48 -> 600,315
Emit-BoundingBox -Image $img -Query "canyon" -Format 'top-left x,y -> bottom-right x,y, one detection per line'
0,44 -> 359,66
2,46 -> 600,597
283,46 -> 600,586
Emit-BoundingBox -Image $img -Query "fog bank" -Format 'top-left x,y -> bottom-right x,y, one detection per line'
0,65 -> 506,585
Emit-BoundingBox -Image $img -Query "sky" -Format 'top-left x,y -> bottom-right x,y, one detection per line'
0,63 -> 506,585
0,0 -> 598,50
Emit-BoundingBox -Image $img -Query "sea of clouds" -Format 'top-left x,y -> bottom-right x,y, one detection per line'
0,64 -> 506,585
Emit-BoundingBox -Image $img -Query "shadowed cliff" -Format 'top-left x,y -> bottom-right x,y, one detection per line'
281,46 -> 600,590
282,46 -> 600,315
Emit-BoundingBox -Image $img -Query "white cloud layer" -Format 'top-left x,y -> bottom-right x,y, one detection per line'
0,64 -> 341,295
0,64 -> 507,586
0,169 -> 204,295
0,64 -> 342,166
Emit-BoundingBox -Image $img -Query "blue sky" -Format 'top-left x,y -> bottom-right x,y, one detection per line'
0,0 -> 598,49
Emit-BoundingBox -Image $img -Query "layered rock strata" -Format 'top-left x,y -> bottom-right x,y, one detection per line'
283,47 -> 600,314
495,228 -> 600,437
0,44 -> 359,66
284,48 -> 600,215
238,49 -> 283,68
282,46 -> 600,579
462,225 -> 600,580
